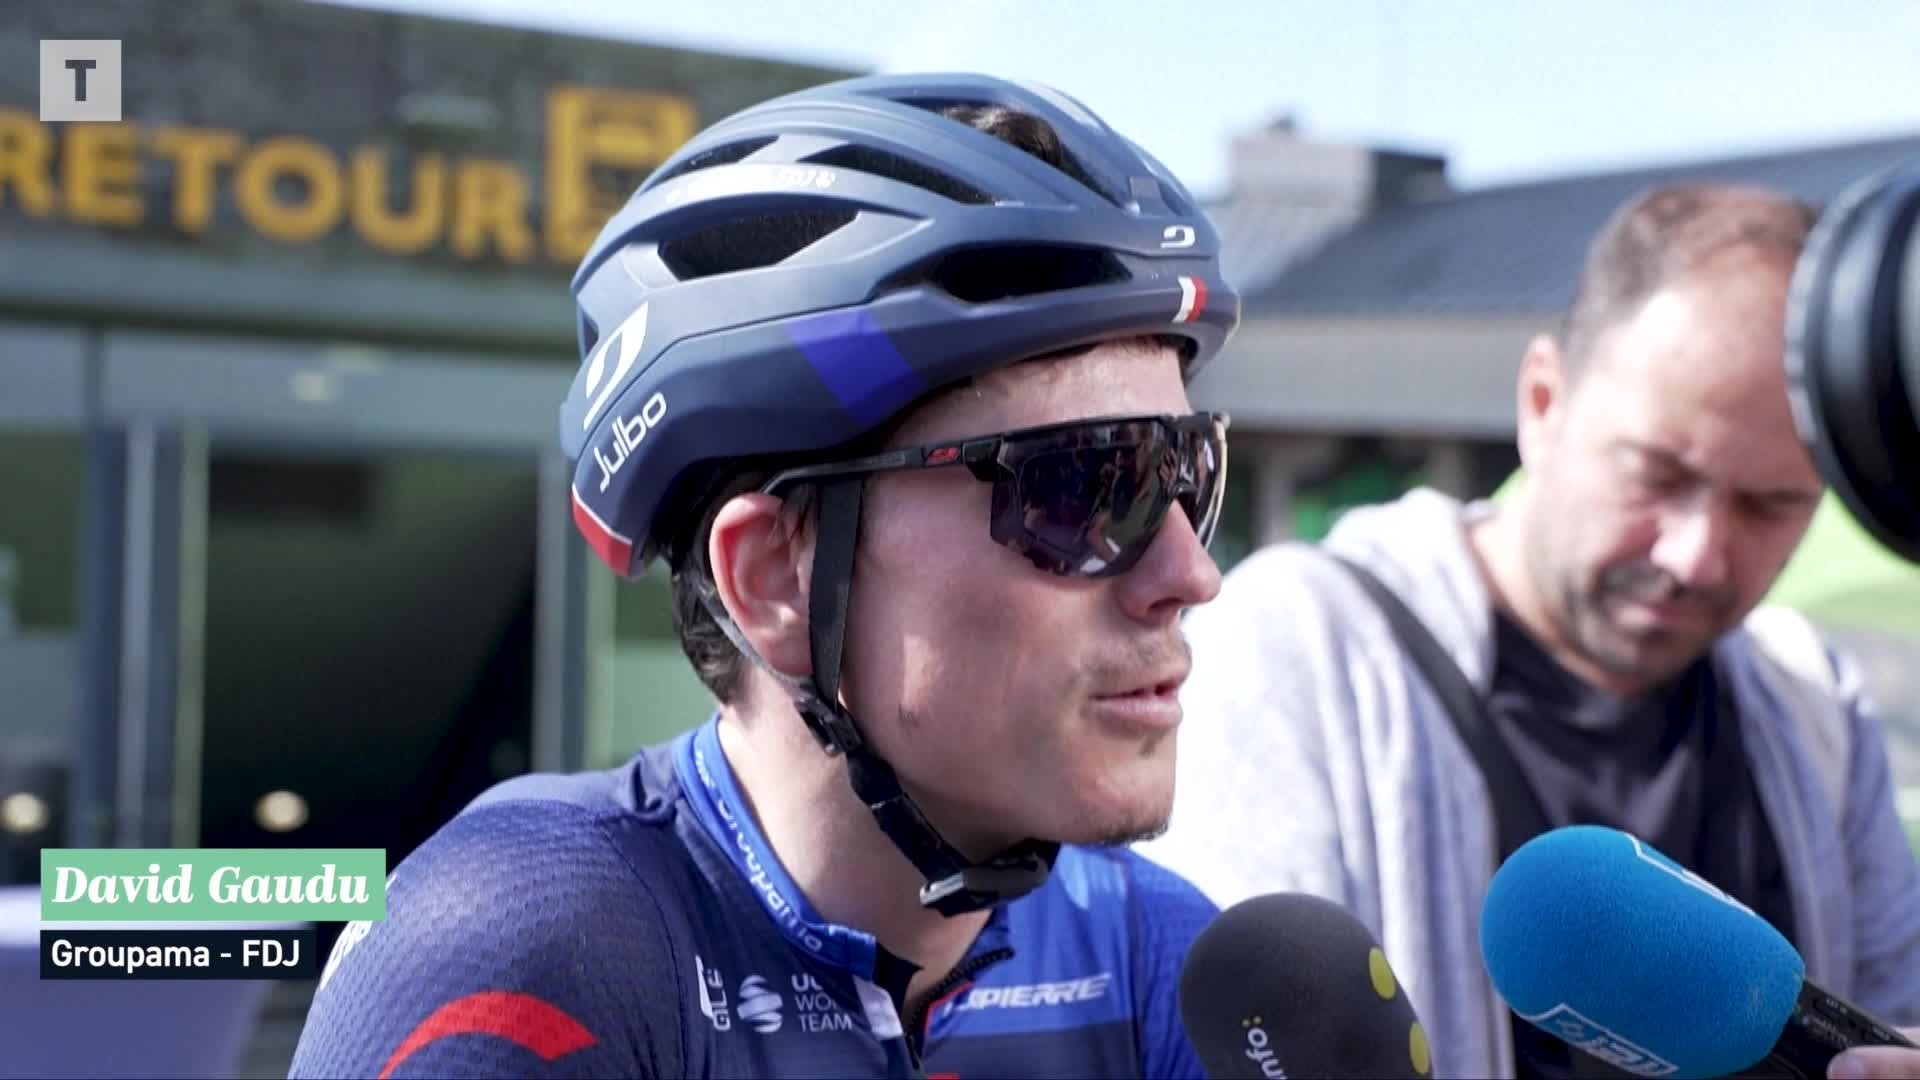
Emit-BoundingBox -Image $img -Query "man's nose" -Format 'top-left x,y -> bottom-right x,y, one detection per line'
1649,492 -> 1732,592
1116,504 -> 1222,625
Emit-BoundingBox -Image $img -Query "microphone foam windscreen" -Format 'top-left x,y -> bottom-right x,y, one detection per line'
1480,824 -> 1804,1078
1178,892 -> 1432,1079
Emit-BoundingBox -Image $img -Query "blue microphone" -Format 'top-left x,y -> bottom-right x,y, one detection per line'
1480,824 -> 1913,1079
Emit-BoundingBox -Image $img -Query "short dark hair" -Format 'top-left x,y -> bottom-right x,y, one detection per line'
665,102 -> 1111,703
1558,183 -> 1816,377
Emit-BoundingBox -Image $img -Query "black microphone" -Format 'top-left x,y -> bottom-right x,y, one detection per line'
1178,892 -> 1435,1079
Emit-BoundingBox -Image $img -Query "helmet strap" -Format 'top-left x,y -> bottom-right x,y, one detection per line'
801,476 -> 1058,916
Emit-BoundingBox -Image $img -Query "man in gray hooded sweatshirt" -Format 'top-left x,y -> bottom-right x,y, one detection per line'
1140,184 -> 1920,1079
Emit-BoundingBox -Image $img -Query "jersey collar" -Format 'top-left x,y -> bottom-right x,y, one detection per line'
675,717 -> 886,979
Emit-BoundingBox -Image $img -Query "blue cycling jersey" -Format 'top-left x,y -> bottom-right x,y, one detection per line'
289,718 -> 1216,1078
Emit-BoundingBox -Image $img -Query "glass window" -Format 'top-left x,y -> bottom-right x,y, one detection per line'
605,569 -> 716,766
0,432 -> 85,884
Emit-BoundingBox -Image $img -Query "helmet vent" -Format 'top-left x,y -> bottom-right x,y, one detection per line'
658,210 -> 860,280
904,244 -> 1130,303
903,99 -> 1119,208
652,136 -> 778,187
578,312 -> 600,361
803,145 -> 993,205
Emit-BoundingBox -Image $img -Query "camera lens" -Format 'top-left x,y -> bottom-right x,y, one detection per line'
1785,165 -> 1920,563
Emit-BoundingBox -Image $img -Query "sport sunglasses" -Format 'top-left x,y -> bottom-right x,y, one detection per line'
762,412 -> 1229,578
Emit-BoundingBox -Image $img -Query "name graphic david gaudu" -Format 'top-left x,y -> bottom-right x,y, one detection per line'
38,848 -> 384,981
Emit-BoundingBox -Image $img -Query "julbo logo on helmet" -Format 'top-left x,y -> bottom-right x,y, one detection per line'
581,303 -> 650,431
577,302 -> 667,494
594,391 -> 668,493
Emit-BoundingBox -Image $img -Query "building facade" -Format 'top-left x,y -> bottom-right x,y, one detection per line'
0,0 -> 855,882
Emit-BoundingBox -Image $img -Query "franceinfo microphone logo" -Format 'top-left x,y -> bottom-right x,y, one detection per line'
39,40 -> 123,122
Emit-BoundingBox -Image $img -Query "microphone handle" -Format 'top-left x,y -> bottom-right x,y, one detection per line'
1761,980 -> 1916,1080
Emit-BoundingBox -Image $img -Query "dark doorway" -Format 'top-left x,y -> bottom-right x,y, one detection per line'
195,450 -> 539,951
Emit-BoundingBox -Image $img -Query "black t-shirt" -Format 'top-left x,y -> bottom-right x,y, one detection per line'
1486,611 -> 1798,1080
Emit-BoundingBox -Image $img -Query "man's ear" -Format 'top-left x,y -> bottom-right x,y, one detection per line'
707,492 -> 813,679
1515,334 -> 1569,472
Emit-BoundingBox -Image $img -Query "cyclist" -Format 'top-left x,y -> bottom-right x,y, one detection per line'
291,72 -> 1239,1079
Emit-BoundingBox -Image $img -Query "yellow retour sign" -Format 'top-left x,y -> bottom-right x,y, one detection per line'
0,85 -> 697,266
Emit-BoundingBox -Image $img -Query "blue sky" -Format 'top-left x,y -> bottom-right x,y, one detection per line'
315,0 -> 1920,200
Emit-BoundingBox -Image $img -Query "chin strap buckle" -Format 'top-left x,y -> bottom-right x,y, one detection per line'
917,846 -> 1059,916
796,694 -> 863,756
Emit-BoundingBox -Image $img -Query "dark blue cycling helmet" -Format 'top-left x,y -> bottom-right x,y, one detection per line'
558,72 -> 1241,916
560,72 -> 1239,577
